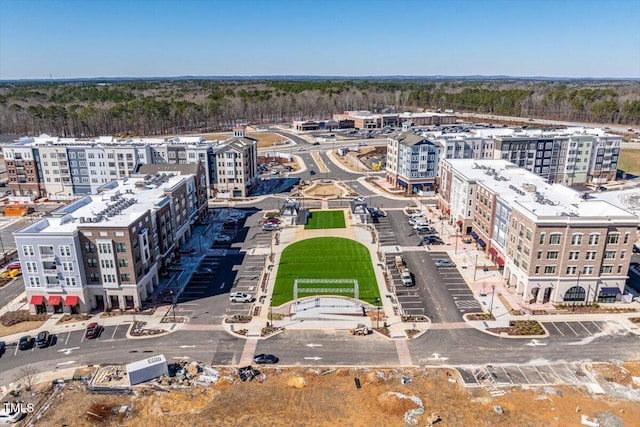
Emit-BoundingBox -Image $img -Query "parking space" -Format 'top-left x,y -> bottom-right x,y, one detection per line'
457,362 -> 596,388
543,320 -> 607,338
373,215 -> 398,247
425,253 -> 482,314
385,253 -> 428,316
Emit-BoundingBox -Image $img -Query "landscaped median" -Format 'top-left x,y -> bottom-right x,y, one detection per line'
464,313 -> 548,338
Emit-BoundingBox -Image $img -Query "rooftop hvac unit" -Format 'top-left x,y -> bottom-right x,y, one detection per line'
79,217 -> 85,223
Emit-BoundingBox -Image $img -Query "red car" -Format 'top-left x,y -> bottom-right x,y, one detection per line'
85,322 -> 102,339
6,262 -> 21,271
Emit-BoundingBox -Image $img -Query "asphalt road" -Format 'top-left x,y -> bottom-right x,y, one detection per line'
0,277 -> 24,312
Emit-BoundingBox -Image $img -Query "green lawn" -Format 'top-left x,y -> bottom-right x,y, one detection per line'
304,210 -> 346,229
272,237 -> 379,306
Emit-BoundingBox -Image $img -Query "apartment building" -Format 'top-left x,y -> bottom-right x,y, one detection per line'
385,132 -> 442,194
15,170 -> 207,314
2,132 -> 258,200
439,159 -> 638,305
426,127 -> 620,185
212,127 -> 258,198
332,110 -> 456,129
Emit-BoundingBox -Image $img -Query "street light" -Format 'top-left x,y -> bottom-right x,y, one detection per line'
489,284 -> 496,319
375,297 -> 381,329
473,254 -> 479,281
269,298 -> 273,325
170,290 -> 176,321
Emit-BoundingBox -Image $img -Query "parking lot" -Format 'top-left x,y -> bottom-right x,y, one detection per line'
457,362 -> 598,388
543,320 -> 610,338
372,214 -> 399,247
425,253 -> 482,315
385,253 -> 428,317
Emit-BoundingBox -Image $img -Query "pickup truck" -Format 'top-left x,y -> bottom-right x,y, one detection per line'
400,270 -> 414,287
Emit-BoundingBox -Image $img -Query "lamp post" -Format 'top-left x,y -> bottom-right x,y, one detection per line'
269,298 -> 273,325
473,254 -> 479,281
375,297 -> 381,329
489,284 -> 496,319
454,231 -> 458,254
170,290 -> 176,321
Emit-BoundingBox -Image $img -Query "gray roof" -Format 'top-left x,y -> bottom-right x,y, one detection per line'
392,132 -> 432,146
137,163 -> 202,176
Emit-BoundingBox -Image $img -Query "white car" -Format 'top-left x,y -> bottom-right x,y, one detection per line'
0,409 -> 26,424
229,292 -> 254,303
408,212 -> 424,218
215,235 -> 232,242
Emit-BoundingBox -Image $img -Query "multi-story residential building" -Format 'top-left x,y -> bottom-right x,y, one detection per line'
439,159 -> 638,305
212,127 -> 258,198
3,132 -> 255,200
424,127 -> 621,186
15,168 -> 207,314
385,132 -> 442,194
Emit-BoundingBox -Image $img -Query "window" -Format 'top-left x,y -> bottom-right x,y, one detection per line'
604,251 -> 616,259
84,242 -> 95,253
118,258 -> 128,267
26,262 -> 37,273
546,251 -> 559,260
90,273 -> 100,282
59,245 -> 71,256
120,273 -> 131,282
525,229 -> 532,241
607,233 -> 619,244
537,251 -> 542,260
538,233 -> 545,244
566,266 -> 577,275
624,232 -> 630,244
100,259 -> 114,268
601,266 -> 613,274
549,233 -> 561,245
569,251 -> 579,260
621,251 -> 626,259
28,277 -> 41,287
103,274 -> 116,283
586,251 -> 597,260
116,242 -> 126,252
588,233 -> 599,245
618,265 -> 623,274
98,243 -> 112,254
583,266 -> 594,275
22,245 -> 35,256
571,234 -> 583,245
544,266 -> 556,274
62,262 -> 74,272
65,277 -> 77,287
87,258 -> 97,268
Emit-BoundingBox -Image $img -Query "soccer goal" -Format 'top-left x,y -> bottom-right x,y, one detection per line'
293,278 -> 359,301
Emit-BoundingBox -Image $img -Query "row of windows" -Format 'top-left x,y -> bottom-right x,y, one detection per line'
534,265 -> 624,275
22,245 -> 72,257
536,250 -> 626,261
28,276 -> 77,287
535,232 -> 629,246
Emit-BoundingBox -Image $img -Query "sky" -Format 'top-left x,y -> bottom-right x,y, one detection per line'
0,0 -> 639,79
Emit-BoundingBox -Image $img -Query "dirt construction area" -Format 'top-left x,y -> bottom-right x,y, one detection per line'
22,363 -> 640,427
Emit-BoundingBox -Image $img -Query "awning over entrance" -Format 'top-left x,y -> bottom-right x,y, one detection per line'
469,231 -> 479,239
456,220 -> 463,226
48,295 -> 61,305
600,287 -> 620,295
488,247 -> 498,256
477,239 -> 486,247
30,295 -> 44,305
64,296 -> 79,306
495,257 -> 505,266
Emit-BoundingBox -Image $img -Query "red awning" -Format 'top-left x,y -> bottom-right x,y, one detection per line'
64,296 -> 79,306
495,257 -> 505,266
456,220 -> 463,226
48,295 -> 61,305
30,295 -> 44,305
488,247 -> 498,256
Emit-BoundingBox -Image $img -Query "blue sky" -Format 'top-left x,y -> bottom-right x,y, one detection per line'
1,0 -> 639,79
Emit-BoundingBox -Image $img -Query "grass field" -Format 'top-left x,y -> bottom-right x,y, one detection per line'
272,237 -> 379,306
618,149 -> 640,177
305,210 -> 346,229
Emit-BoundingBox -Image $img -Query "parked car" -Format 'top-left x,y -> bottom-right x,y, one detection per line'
423,236 -> 444,245
215,235 -> 232,242
309,170 -> 316,175
0,409 -> 26,424
35,330 -> 51,348
229,292 -> 254,303
223,220 -> 237,228
6,262 -> 21,270
634,245 -> 640,254
18,335 -> 33,351
85,322 -> 103,339
262,223 -> 278,231
435,259 -> 456,268
253,354 -> 279,364
408,212 -> 424,219
264,217 -> 281,225
0,340 -> 5,357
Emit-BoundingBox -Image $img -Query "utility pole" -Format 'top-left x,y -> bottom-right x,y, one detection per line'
473,254 -> 478,281
489,284 -> 496,319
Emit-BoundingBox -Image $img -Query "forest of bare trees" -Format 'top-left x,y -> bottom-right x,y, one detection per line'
0,79 -> 638,137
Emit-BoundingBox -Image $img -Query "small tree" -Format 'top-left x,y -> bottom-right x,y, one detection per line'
15,365 -> 39,391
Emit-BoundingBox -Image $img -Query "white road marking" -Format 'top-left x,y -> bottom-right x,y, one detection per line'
57,361 -> 75,366
304,356 -> 322,361
111,325 -> 119,340
65,331 -> 71,345
306,343 -> 322,348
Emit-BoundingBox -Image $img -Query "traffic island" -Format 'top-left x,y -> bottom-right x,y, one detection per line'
486,320 -> 547,337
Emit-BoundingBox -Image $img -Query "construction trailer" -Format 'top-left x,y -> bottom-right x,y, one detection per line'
126,354 -> 168,385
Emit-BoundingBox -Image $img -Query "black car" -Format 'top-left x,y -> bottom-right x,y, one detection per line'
423,236 -> 444,245
253,354 -> 279,364
0,340 -> 5,357
35,330 -> 51,348
309,170 -> 316,175
18,335 -> 34,351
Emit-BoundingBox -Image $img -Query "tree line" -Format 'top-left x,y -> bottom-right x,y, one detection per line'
0,79 -> 638,137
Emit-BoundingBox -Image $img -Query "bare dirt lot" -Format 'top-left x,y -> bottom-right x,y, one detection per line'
27,364 -> 640,427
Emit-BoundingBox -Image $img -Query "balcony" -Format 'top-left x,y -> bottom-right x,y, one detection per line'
42,268 -> 58,276
39,253 -> 56,262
